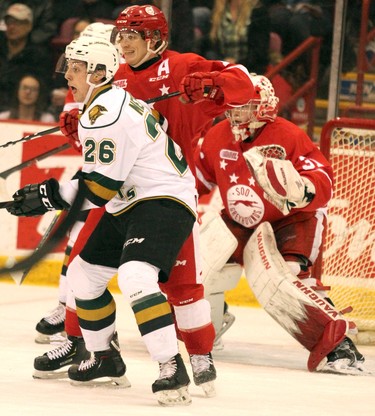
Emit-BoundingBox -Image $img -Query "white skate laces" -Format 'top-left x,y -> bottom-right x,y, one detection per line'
46,338 -> 73,360
158,356 -> 178,379
189,353 -> 217,397
44,303 -> 65,325
77,352 -> 97,371
190,354 -> 212,375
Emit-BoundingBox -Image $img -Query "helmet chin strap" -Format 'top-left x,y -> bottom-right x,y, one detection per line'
131,40 -> 168,68
81,74 -> 109,107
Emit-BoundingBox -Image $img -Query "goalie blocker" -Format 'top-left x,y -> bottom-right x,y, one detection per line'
244,221 -> 355,372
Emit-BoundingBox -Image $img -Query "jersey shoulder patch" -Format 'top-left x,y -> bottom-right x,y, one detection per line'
81,88 -> 126,128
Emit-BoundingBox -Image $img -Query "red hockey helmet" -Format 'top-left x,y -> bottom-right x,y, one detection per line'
116,5 -> 168,44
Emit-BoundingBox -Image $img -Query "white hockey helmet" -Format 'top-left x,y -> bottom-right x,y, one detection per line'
225,74 -> 279,141
80,22 -> 120,46
57,36 -> 120,86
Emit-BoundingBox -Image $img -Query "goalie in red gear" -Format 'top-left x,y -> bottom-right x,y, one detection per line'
34,3 -> 256,395
194,73 -> 366,375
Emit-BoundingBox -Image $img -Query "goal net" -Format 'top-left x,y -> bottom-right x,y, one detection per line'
318,117 -> 375,344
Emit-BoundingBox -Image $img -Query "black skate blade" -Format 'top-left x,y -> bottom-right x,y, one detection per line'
33,369 -> 69,380
70,375 -> 131,389
155,386 -> 192,406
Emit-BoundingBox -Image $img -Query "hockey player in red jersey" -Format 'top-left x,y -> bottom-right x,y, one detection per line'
32,4 -> 255,396
195,73 -> 366,375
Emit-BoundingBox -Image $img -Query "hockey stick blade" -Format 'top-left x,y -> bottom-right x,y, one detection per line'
0,126 -> 60,148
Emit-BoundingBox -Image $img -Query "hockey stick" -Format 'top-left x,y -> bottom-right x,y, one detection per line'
0,142 -> 71,180
145,91 -> 181,104
11,212 -> 64,285
0,126 -> 60,149
0,200 -> 14,209
0,180 -> 85,277
0,143 -> 71,284
0,92 -> 180,149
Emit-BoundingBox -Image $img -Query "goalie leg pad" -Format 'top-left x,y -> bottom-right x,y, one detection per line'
199,211 -> 239,292
243,221 -> 349,371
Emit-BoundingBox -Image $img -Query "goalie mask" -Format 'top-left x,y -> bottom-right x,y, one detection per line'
225,74 -> 279,142
116,4 -> 168,62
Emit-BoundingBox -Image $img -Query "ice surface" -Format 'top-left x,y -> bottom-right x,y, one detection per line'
0,282 -> 374,416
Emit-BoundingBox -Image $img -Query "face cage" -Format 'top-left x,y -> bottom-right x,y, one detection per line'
225,101 -> 268,142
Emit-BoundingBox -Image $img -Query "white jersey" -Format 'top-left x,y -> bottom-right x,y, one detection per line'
60,85 -> 197,216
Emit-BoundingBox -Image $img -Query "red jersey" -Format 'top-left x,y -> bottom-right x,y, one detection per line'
113,51 -> 253,174
195,117 -> 334,229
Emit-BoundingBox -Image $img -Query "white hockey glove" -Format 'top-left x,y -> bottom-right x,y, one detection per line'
243,147 -> 315,215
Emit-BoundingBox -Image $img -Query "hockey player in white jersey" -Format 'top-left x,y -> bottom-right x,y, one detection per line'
6,36 -> 200,406
34,21 -> 120,344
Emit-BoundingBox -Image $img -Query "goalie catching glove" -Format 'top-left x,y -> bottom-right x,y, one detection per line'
59,108 -> 81,153
6,178 -> 70,217
179,71 -> 224,104
243,147 -> 315,215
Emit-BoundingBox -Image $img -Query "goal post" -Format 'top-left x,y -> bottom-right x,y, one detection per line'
317,117 -> 375,344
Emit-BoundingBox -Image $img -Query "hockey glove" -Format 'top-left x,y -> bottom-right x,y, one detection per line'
6,178 -> 70,217
243,147 -> 315,215
179,71 -> 224,104
59,108 -> 81,153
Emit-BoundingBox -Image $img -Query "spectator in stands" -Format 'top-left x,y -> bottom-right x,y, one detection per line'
203,0 -> 270,68
0,1 -> 58,47
0,3 -> 54,111
201,0 -> 292,113
71,17 -> 93,40
0,73 -> 55,122
52,0 -> 116,25
281,1 -> 335,92
263,0 -> 292,48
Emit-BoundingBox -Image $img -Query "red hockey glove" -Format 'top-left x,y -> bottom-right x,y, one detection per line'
59,108 -> 81,153
179,71 -> 224,104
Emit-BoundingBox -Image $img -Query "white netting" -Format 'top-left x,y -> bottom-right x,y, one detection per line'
321,125 -> 375,341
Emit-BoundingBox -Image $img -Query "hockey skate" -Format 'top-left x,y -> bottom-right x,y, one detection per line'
68,332 -> 131,388
33,335 -> 89,379
152,353 -> 192,406
35,303 -> 66,344
190,352 -> 217,397
319,337 -> 368,375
